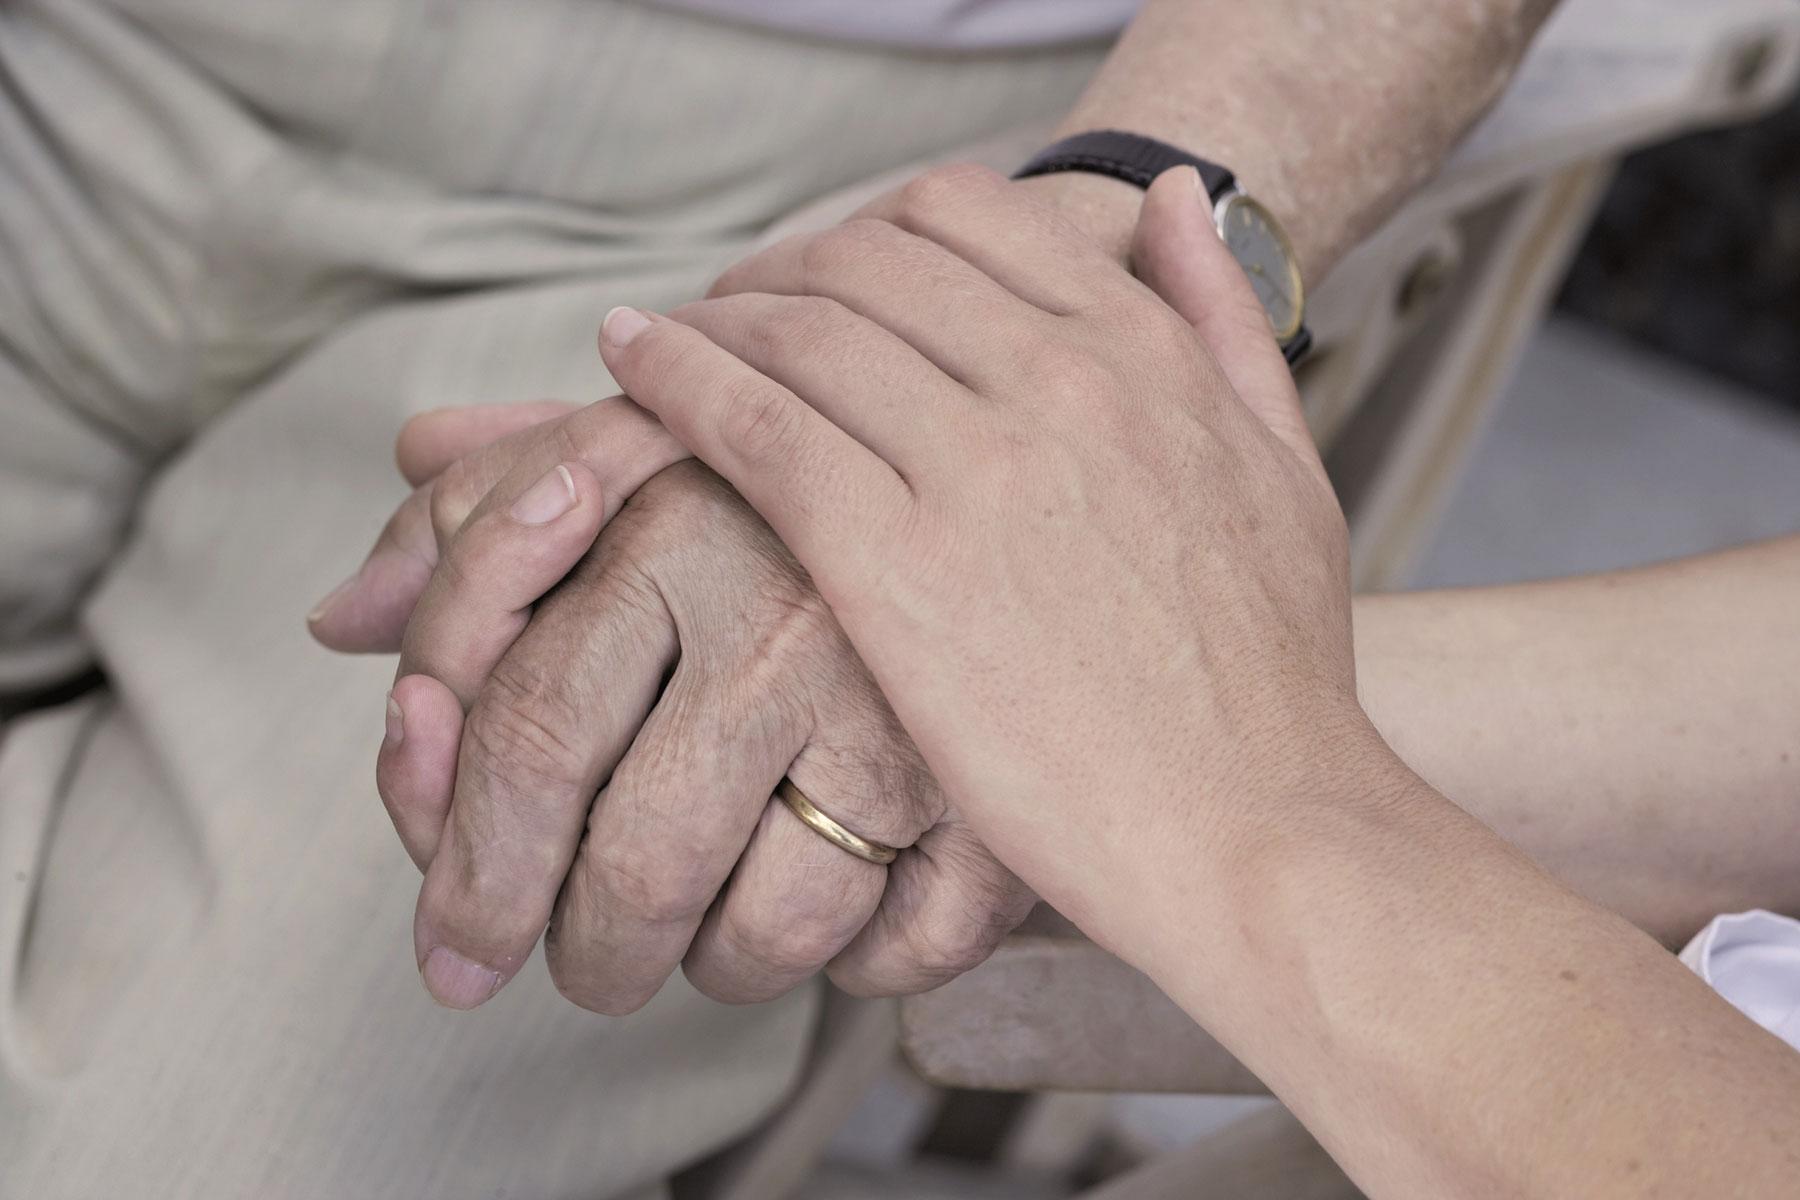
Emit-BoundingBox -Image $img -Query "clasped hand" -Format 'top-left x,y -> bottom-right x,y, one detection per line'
310,164 -> 1360,1010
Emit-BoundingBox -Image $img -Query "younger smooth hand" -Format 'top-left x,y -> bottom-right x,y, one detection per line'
597,163 -> 1369,950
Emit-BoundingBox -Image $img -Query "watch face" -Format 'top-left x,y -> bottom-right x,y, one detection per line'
1214,193 -> 1305,343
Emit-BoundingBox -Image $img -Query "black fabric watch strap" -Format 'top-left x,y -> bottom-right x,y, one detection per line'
1015,130 -> 1313,367
1013,130 -> 1236,199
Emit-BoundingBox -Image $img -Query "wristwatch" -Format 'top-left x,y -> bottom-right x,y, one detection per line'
1014,130 -> 1312,366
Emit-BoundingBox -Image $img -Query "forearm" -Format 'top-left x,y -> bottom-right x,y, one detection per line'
1116,743 -> 1800,1198
1355,535 -> 1800,944
1021,0 -> 1560,277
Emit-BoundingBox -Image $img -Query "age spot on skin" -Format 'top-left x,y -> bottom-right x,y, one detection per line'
1558,969 -> 1578,983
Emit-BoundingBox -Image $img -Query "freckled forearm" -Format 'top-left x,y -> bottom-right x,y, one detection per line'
1120,746 -> 1800,1200
1352,535 -> 1800,944
1069,539 -> 1800,1198
1023,0 -> 1562,279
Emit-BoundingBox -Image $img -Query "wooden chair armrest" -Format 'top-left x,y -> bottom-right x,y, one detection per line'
899,910 -> 1265,1094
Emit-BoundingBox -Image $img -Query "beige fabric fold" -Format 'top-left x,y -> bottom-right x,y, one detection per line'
0,1 -> 1103,1194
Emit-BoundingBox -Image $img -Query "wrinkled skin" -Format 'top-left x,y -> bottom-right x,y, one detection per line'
308,164 -> 1256,1013
312,373 -> 1034,1015
592,162 -> 1354,959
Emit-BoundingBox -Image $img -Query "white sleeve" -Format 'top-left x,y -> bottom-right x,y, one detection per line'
1680,909 -> 1800,1052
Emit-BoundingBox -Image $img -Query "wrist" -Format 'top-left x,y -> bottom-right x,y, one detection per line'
1090,708 -> 1434,989
1028,118 -> 1317,282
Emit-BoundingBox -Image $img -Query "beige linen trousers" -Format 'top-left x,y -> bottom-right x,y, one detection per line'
0,2 -> 1103,1195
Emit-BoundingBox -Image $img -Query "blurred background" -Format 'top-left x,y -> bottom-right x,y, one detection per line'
1415,82 -> 1800,589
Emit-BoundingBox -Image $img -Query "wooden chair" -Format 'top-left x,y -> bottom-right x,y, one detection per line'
679,2 -> 1800,1195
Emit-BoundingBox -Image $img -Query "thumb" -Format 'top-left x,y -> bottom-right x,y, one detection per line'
1132,167 -> 1317,469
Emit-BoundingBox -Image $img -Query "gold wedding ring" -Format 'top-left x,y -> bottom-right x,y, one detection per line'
776,778 -> 899,866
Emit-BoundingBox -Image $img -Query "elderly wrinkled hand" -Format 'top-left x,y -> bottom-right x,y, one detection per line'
593,163 -> 1356,942
307,398 -> 1038,1012
306,162 -> 1300,1012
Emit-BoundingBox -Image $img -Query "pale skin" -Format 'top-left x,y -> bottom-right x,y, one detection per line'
1358,540 -> 1800,944
590,166 -> 1800,1200
309,0 -> 1580,1012
371,399 -> 1800,952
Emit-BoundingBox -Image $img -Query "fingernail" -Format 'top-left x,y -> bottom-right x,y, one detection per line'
1186,165 -> 1206,200
384,692 -> 405,747
510,464 -> 577,525
602,306 -> 652,347
421,946 -> 502,1009
307,572 -> 358,624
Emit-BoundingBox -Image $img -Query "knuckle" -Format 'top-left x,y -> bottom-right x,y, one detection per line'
606,462 -> 734,566
743,295 -> 843,366
585,836 -> 713,927
429,455 -> 487,543
895,162 -> 999,222
539,411 -> 590,468
902,908 -> 1004,982
718,375 -> 804,463
798,220 -> 882,280
739,585 -> 839,680
462,663 -> 590,793
430,530 -> 483,603
643,325 -> 703,378
788,709 -> 938,843
627,460 -> 721,525
564,544 -> 673,647
895,838 -> 1030,987
868,742 -> 939,819
558,395 -> 660,471
730,916 -> 839,978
